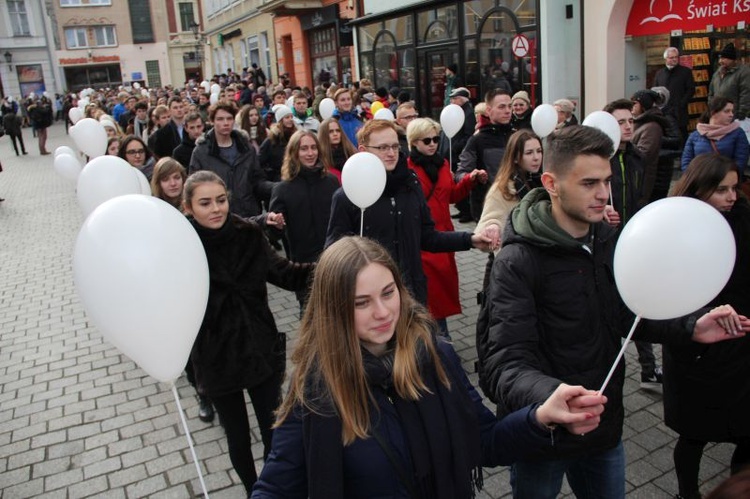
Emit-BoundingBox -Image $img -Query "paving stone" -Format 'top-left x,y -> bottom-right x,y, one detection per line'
69,475 -> 110,499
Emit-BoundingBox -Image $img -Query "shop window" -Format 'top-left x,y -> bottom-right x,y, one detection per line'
399,48 -> 416,97
311,27 -> 338,85
146,60 -> 161,88
8,0 -> 31,37
463,0 -> 535,36
373,31 -> 398,90
247,35 -> 260,68
417,5 -> 458,44
358,22 -> 380,52
65,27 -> 89,49
178,3 -> 195,32
129,0 -> 154,44
93,26 -> 117,47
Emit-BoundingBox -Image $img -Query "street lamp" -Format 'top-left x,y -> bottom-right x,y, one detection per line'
188,20 -> 204,80
4,51 -> 12,70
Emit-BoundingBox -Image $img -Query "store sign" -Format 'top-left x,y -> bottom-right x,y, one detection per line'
626,0 -> 750,36
59,55 -> 120,65
301,5 -> 337,30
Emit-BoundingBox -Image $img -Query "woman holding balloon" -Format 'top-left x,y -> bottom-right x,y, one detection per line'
665,153 -> 750,499
183,170 -> 312,496
406,118 -> 486,336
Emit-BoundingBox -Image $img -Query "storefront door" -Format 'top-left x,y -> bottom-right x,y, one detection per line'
419,48 -> 457,121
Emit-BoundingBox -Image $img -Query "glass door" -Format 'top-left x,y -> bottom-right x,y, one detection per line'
419,48 -> 457,121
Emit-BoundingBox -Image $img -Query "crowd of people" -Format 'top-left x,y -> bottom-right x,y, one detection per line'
1,43 -> 749,498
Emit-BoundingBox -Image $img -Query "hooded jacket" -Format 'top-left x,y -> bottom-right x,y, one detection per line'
632,107 -> 670,205
189,128 -> 274,217
609,142 -> 645,222
481,188 -> 695,460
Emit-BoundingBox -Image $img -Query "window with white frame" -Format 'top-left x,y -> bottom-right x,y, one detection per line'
247,35 -> 260,68
60,0 -> 112,6
65,27 -> 89,48
260,32 -> 272,82
93,26 -> 116,46
226,43 -> 235,73
178,3 -> 194,32
240,39 -> 248,69
8,0 -> 31,37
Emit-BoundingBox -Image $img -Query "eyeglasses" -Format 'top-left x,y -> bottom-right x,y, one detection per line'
126,149 -> 146,156
365,144 -> 401,153
420,136 -> 441,145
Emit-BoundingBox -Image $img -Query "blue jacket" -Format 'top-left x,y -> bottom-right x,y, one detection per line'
332,108 -> 363,147
251,341 -> 554,498
681,126 -> 749,176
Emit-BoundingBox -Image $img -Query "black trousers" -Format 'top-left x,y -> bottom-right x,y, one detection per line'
211,373 -> 283,494
9,133 -> 26,155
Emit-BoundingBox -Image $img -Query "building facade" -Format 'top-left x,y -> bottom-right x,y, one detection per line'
1,0 -> 62,99
202,0 -> 277,83
164,0 -> 206,85
51,0 -> 171,92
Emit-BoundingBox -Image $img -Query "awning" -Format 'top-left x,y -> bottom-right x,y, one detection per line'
626,0 -> 749,37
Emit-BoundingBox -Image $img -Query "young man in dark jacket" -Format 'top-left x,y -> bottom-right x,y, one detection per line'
479,125 -> 744,499
172,112 -> 204,169
189,101 -> 275,219
455,88 -> 512,221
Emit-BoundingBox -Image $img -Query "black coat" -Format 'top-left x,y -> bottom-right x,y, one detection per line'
663,198 -> 750,441
609,142 -> 645,222
653,64 -> 695,133
258,134 -> 288,183
190,215 -> 312,397
482,189 -> 696,460
152,120 -> 182,159
269,166 -> 339,263
325,157 -> 473,305
172,133 -> 196,170
189,129 -> 274,217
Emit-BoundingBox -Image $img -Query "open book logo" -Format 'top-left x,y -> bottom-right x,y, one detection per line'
640,0 -> 682,25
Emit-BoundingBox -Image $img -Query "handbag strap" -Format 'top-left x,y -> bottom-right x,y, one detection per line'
371,429 -> 421,499
709,139 -> 719,153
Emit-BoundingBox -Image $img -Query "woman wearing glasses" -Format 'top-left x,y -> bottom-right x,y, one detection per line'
326,120 -> 493,306
405,118 -> 486,337
118,135 -> 155,181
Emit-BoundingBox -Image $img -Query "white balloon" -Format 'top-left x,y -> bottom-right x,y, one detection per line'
134,168 -> 152,195
133,82 -> 141,89
70,118 -> 108,158
341,152 -> 387,209
440,104 -> 465,139
319,98 -> 336,120
77,155 -> 144,217
531,104 -> 558,138
614,197 -> 735,320
141,88 -> 149,97
73,195 -> 209,383
54,153 -> 82,182
201,80 -> 211,91
55,146 -> 78,158
582,111 -> 621,153
209,93 -> 219,105
374,108 -> 395,121
210,83 -> 221,95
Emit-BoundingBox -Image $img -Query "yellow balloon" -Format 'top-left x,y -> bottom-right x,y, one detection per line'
370,101 -> 384,114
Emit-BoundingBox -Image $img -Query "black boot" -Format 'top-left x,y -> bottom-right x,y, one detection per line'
198,395 -> 214,423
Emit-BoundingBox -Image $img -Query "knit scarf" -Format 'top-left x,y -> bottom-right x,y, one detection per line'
409,148 -> 445,185
303,340 -> 483,499
697,121 -> 740,141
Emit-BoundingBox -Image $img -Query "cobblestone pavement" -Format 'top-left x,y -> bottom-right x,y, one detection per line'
0,123 -> 733,498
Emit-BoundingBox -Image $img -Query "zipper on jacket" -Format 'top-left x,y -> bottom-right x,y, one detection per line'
390,197 -> 399,254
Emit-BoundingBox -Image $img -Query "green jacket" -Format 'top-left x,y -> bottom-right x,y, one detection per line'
708,63 -> 750,119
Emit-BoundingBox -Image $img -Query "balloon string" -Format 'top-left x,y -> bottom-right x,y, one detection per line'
360,208 -> 364,237
172,384 -> 210,498
449,138 -> 452,172
599,315 -> 641,394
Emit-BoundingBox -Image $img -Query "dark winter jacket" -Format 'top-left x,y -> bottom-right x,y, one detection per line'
28,100 -> 53,129
511,109 -> 532,131
681,126 -> 749,176
653,64 -> 696,131
172,132 -> 197,170
664,198 -> 750,441
481,188 -> 697,460
258,132 -> 290,183
2,111 -> 22,136
632,107 -> 670,205
189,128 -> 274,217
325,156 -> 473,305
190,214 -> 312,397
609,142 -> 644,222
455,122 -> 514,220
151,120 -> 183,159
252,340 -> 556,498
269,165 -> 340,263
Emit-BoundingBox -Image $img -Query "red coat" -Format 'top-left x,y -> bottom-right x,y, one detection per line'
408,157 -> 474,319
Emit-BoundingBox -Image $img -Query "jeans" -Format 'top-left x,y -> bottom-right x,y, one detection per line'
510,441 -> 625,499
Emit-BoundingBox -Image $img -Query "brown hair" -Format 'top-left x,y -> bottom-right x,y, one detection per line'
183,170 -> 227,208
281,130 -> 325,180
545,125 -> 613,175
274,236 -> 449,445
493,129 -> 543,201
700,96 -> 733,124
670,153 -> 740,200
208,100 -> 238,121
151,157 -> 187,204
356,119 -> 398,147
318,118 -> 357,170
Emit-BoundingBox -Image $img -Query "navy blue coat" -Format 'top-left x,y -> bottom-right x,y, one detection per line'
251,341 -> 554,498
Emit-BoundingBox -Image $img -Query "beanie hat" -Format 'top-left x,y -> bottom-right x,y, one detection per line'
719,43 -> 737,60
447,64 -> 458,75
511,90 -> 530,106
274,104 -> 292,122
389,87 -> 401,99
553,98 -> 575,114
631,89 -> 657,110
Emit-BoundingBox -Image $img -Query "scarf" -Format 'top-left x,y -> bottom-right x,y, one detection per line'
384,156 -> 413,196
512,171 -> 543,200
409,148 -> 445,185
331,145 -> 349,170
304,339 -> 483,499
697,121 -> 740,141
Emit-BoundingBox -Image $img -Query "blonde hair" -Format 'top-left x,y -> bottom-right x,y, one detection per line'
275,237 -> 449,445
406,118 -> 441,149
151,157 -> 186,204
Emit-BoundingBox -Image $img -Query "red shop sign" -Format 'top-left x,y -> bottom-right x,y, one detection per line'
626,0 -> 750,36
